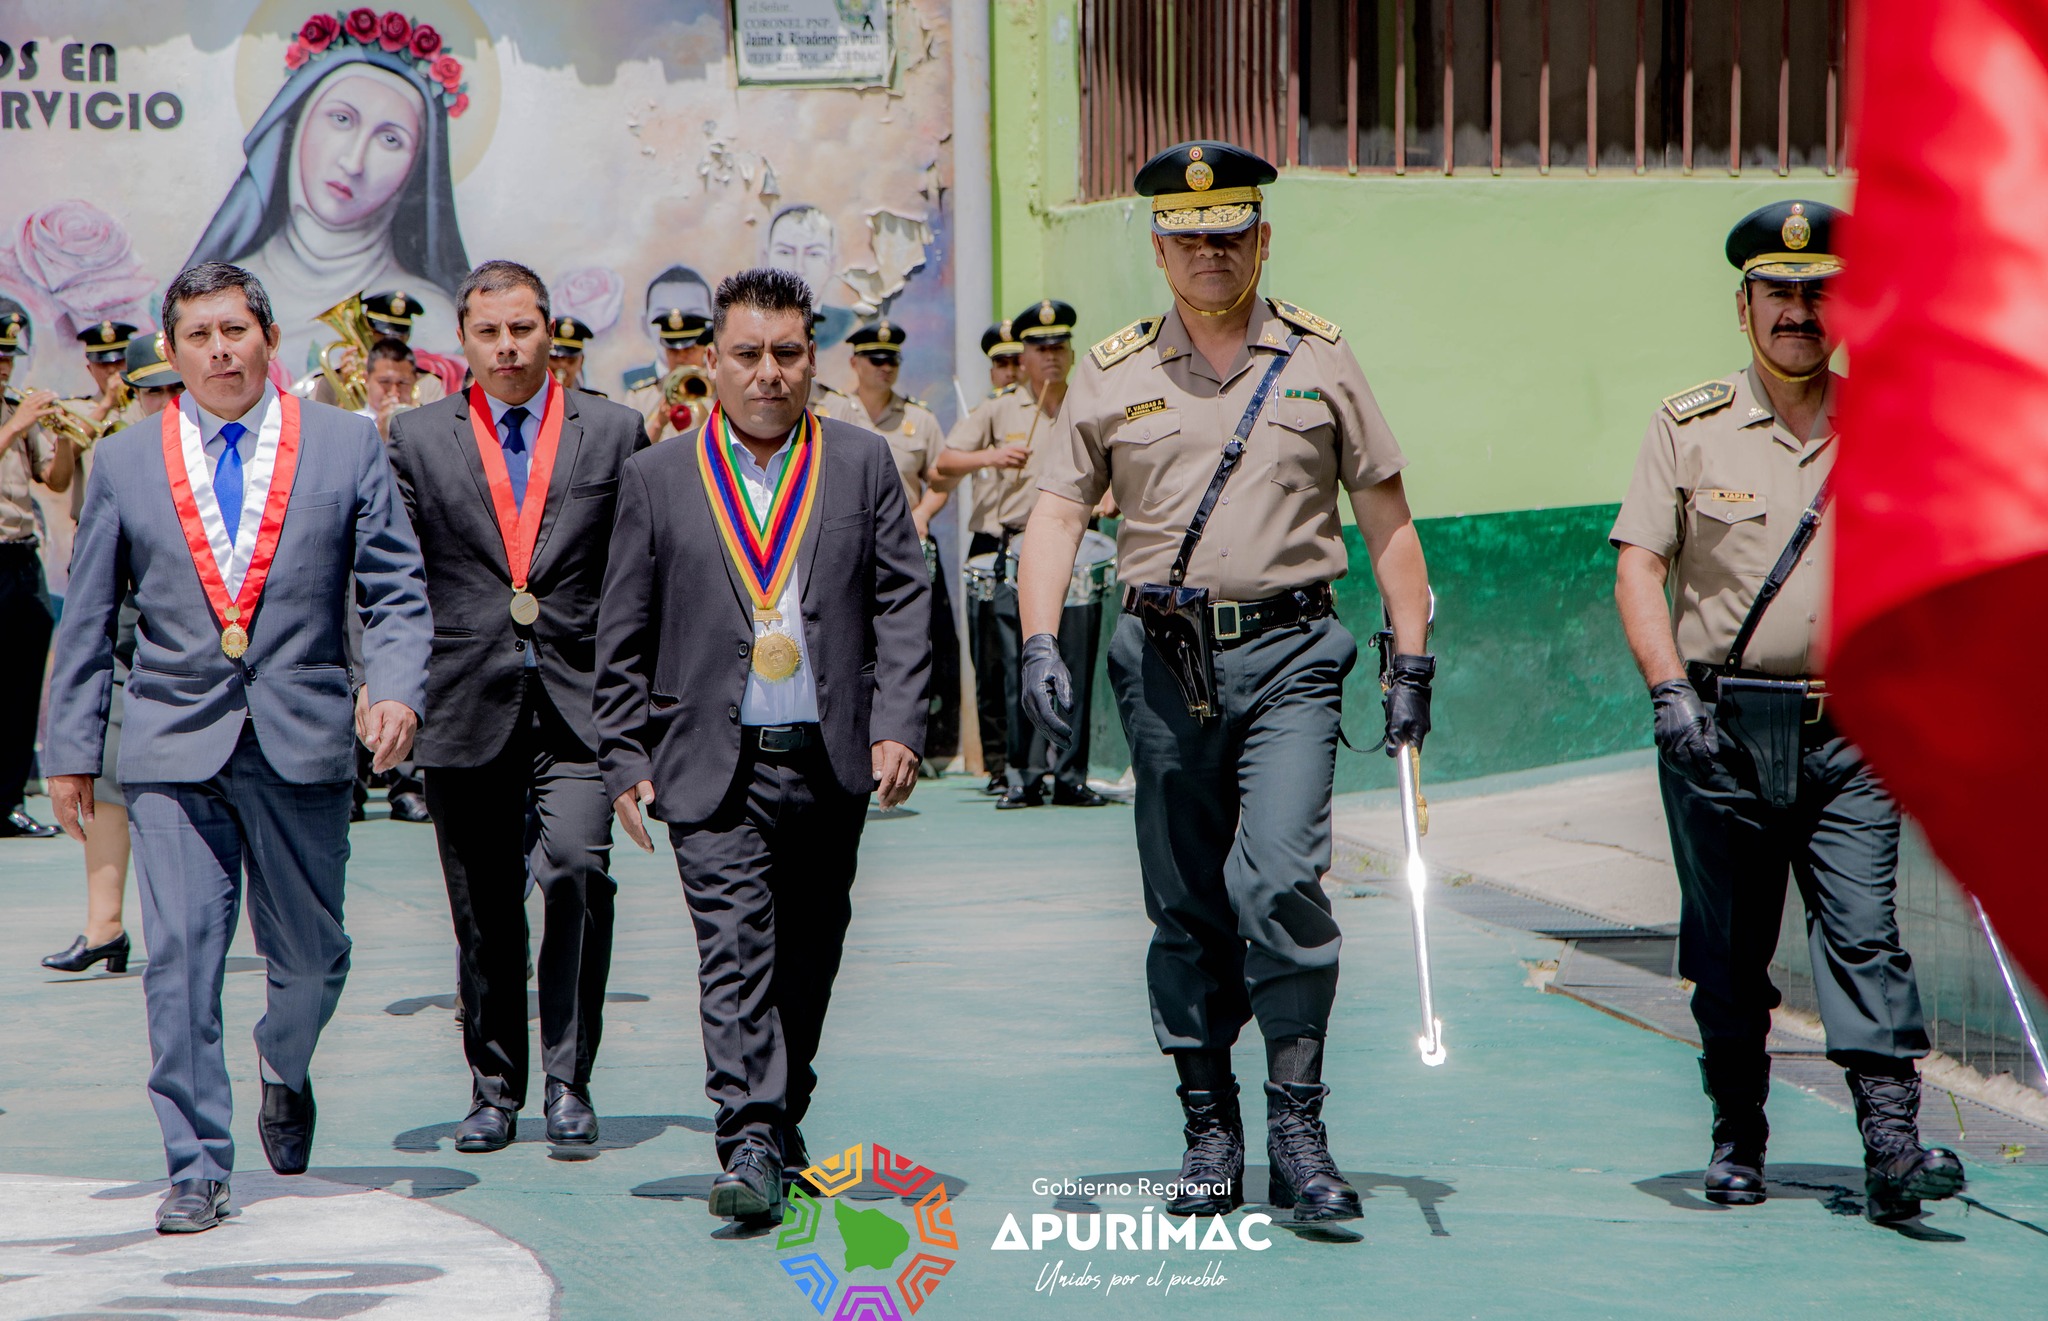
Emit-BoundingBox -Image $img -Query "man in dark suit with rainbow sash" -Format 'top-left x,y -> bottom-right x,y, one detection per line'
595,268 -> 930,1226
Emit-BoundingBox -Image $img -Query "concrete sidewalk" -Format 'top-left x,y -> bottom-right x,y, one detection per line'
1,772 -> 2044,1319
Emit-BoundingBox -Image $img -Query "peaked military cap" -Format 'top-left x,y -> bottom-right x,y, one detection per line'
981,320 -> 1022,359
847,320 -> 907,354
0,309 -> 26,356
123,331 -> 181,389
1726,201 -> 1844,282
363,290 -> 417,331
1136,140 -> 1277,236
1012,299 -> 1077,343
651,308 -> 710,345
550,316 -> 596,355
78,320 -> 136,363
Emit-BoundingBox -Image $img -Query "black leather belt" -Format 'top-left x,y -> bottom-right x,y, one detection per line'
1122,582 -> 1335,650
745,722 -> 819,754
1686,662 -> 1831,726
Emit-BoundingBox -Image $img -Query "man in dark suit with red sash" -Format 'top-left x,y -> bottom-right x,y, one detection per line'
596,268 -> 930,1225
387,261 -> 649,1153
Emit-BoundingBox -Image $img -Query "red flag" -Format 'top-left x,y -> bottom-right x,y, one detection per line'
1832,0 -> 2048,987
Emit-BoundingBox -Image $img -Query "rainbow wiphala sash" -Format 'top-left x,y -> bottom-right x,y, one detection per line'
695,403 -> 823,615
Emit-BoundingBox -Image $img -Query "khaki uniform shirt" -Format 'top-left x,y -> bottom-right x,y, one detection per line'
943,384 -> 1055,536
1039,300 -> 1405,599
1610,366 -> 1838,676
817,389 -> 945,505
0,391 -> 58,543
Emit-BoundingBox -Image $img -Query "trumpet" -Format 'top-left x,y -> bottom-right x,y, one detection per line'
662,364 -> 712,433
13,390 -> 110,450
315,293 -> 376,412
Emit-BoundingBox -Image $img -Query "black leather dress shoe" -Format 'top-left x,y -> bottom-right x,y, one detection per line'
42,931 -> 131,973
982,773 -> 1007,796
545,1078 -> 598,1144
995,785 -> 1043,810
0,809 -> 59,838
782,1124 -> 816,1194
454,1102 -> 516,1153
388,790 -> 432,823
349,800 -> 367,823
157,1179 -> 230,1233
259,1077 -> 317,1174
709,1142 -> 783,1221
1051,783 -> 1110,807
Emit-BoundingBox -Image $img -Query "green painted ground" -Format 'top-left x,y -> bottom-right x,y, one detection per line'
2,778 -> 2043,1318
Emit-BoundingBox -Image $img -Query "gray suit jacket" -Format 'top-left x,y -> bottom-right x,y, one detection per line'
45,395 -> 431,786
594,415 -> 930,825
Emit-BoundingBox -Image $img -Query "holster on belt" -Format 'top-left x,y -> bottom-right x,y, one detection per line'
1133,582 -> 1219,719
1688,661 -> 1804,808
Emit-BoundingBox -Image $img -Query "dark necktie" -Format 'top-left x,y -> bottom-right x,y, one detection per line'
500,405 -> 531,509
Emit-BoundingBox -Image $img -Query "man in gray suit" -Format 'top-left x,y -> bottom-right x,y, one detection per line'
44,262 -> 432,1235
597,268 -> 930,1226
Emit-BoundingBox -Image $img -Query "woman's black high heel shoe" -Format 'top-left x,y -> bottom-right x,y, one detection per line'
42,932 -> 131,973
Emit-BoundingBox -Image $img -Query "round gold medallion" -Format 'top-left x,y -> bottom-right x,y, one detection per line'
1781,203 -> 1812,250
509,589 -> 540,625
220,623 -> 249,659
1185,160 -> 1215,191
752,631 -> 801,682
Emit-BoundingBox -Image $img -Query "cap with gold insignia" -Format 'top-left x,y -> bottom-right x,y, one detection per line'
78,320 -> 137,363
123,332 -> 182,390
1136,140 -> 1278,236
981,320 -> 1022,359
550,316 -> 596,357
0,308 -> 27,357
1725,200 -> 1844,282
847,320 -> 908,356
1011,299 -> 1077,344
363,290 -> 417,335
651,308 -> 710,346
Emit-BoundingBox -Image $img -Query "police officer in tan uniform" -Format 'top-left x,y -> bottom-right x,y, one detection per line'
818,320 -> 961,761
1018,142 -> 1434,1224
936,300 -> 1107,809
0,309 -> 74,837
947,322 -> 1029,790
547,316 -> 601,395
1611,201 -> 1963,1223
982,320 -> 1024,395
623,308 -> 710,441
74,320 -> 140,437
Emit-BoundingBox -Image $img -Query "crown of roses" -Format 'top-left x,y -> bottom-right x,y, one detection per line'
285,9 -> 470,118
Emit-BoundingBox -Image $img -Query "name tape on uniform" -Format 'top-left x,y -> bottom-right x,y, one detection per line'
1124,399 -> 1168,420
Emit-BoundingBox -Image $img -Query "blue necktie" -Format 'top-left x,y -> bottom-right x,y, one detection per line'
213,421 -> 247,541
500,406 -> 531,509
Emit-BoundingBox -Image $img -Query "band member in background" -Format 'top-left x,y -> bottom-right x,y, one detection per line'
362,290 -> 458,400
935,299 -> 1105,809
0,308 -> 73,839
983,319 -> 1023,394
359,338 -> 421,443
1020,142 -> 1434,1225
76,320 -> 141,435
43,332 -> 183,974
548,316 -> 599,395
44,261 -> 430,1233
623,308 -> 710,442
387,261 -> 649,1154
597,268 -> 929,1225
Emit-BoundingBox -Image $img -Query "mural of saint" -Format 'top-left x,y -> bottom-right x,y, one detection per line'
186,14 -> 471,373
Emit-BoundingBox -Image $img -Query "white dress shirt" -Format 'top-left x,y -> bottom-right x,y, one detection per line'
731,425 -> 821,725
181,384 -> 283,597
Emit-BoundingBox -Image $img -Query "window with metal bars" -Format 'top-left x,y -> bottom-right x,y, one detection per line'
1077,1 -> 1850,197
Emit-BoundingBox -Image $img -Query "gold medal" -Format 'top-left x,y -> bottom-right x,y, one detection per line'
752,631 -> 801,682
221,623 -> 249,659
510,589 -> 540,625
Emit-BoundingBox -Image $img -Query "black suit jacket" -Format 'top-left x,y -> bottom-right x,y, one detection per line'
594,415 -> 931,825
388,385 -> 650,767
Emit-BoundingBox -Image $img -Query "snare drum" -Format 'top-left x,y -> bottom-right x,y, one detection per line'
963,530 -> 1118,608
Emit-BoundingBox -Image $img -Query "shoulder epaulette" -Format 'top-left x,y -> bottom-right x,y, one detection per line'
578,387 -> 609,399
1268,298 -> 1341,343
814,381 -> 845,397
1,387 -> 18,404
996,382 -> 1022,396
1090,317 -> 1162,369
621,364 -> 658,392
1662,378 -> 1736,422
902,395 -> 930,411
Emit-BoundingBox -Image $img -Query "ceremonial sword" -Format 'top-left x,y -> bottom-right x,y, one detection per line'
1378,591 -> 1446,1067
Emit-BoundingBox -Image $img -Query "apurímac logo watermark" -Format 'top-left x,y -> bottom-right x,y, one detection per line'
991,1183 -> 1273,1300
774,1142 -> 958,1317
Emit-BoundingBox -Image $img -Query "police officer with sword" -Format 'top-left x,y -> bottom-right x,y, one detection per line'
1017,141 -> 1435,1223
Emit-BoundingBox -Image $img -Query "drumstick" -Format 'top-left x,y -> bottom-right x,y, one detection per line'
1021,379 -> 1051,451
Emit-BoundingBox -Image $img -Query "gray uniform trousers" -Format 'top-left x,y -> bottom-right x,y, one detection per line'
1659,724 -> 1930,1063
126,725 -> 353,1183
1108,610 -> 1354,1051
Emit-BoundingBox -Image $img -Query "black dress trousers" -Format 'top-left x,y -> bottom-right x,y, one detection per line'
0,544 -> 52,811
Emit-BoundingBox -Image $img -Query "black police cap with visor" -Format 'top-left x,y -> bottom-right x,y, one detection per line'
1727,199 -> 1844,384
1137,141 -> 1278,318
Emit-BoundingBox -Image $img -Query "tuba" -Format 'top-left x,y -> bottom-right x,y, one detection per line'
315,294 -> 376,412
661,364 -> 712,433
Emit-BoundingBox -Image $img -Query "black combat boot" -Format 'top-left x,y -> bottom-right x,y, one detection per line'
1699,1051 -> 1770,1205
1264,1081 -> 1362,1221
1847,1065 -> 1966,1223
1168,1084 -> 1245,1215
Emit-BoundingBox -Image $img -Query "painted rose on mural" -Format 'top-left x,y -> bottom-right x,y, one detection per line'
551,266 -> 624,336
186,9 -> 472,373
0,200 -> 156,355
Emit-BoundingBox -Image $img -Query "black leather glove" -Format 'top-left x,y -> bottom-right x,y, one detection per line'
1021,633 -> 1075,750
1651,678 -> 1720,786
1382,653 -> 1435,755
